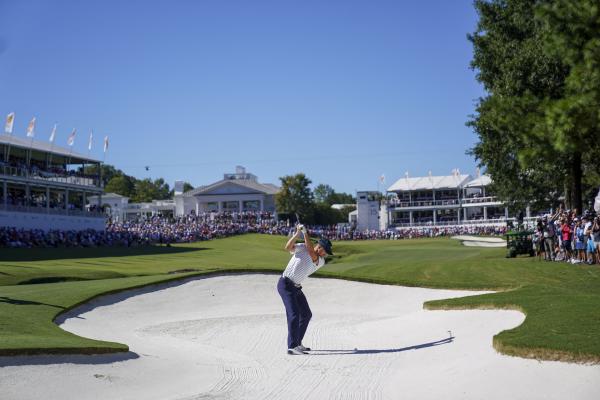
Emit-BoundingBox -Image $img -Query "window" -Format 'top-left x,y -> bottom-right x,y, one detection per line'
222,201 -> 239,211
243,200 -> 260,211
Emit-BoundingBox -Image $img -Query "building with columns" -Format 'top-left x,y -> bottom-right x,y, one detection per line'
174,166 -> 279,216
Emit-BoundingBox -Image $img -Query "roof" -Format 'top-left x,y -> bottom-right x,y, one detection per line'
464,175 -> 492,188
87,192 -> 129,200
184,179 -> 279,197
387,174 -> 472,192
0,134 -> 101,163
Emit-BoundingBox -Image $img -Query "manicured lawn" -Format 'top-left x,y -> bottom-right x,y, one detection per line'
1,234 -> 599,362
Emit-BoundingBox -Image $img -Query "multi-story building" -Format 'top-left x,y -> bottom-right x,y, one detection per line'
0,134 -> 105,231
385,172 -> 507,228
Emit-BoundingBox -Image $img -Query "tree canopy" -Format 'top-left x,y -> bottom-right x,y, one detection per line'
276,173 -> 314,222
95,163 -> 177,202
468,0 -> 600,212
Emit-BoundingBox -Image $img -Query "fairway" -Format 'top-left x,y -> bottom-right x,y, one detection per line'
0,234 -> 599,363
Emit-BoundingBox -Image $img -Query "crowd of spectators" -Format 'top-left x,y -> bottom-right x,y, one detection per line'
0,158 -> 96,180
0,210 -> 508,248
533,207 -> 600,265
308,224 -> 506,240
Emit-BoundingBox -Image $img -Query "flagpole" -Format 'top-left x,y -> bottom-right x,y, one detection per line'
48,136 -> 55,169
27,136 -> 34,167
24,117 -> 36,168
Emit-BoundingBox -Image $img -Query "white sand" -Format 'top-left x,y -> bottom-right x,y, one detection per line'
1,274 -> 598,400
452,235 -> 506,248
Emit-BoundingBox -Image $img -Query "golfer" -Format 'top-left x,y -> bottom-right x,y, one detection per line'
277,224 -> 333,355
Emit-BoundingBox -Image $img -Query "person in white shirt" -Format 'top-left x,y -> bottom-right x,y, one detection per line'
277,224 -> 332,355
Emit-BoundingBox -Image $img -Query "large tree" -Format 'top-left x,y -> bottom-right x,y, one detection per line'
538,0 -> 600,210
78,164 -> 123,187
468,0 -> 600,212
314,184 -> 335,205
131,178 -> 171,203
104,175 -> 136,198
276,173 -> 314,223
314,184 -> 356,206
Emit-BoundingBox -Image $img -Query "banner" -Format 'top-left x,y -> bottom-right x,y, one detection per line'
4,112 -> 14,134
26,117 -> 36,137
49,124 -> 57,143
67,129 -> 76,146
103,136 -> 109,153
88,131 -> 93,151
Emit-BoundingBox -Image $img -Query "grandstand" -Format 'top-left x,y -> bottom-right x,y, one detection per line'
385,172 -> 508,227
0,134 -> 105,231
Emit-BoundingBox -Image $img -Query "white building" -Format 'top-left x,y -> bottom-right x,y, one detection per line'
356,191 -> 381,231
87,193 -> 175,222
175,166 -> 279,216
0,134 -> 105,231
385,172 -> 507,227
87,192 -> 129,222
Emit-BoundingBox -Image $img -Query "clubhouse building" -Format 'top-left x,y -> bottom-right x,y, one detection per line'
175,166 -> 279,216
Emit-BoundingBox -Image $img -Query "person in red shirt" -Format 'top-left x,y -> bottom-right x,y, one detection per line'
561,217 -> 573,262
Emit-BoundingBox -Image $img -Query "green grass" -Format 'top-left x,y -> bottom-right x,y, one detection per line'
1,234 -> 599,363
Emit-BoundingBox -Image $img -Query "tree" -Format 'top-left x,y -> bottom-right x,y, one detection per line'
131,179 -> 158,203
467,0 -> 600,212
276,173 -> 314,223
183,182 -> 194,192
78,164 -> 123,187
130,178 -> 172,203
314,183 -> 355,206
329,191 -> 355,205
152,178 -> 171,200
538,0 -> 600,211
314,184 -> 335,204
313,203 -> 344,225
104,175 -> 135,198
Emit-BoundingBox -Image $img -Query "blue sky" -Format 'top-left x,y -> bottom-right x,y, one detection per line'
0,0 -> 484,194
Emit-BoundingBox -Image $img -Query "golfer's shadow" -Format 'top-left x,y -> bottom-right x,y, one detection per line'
309,336 -> 454,355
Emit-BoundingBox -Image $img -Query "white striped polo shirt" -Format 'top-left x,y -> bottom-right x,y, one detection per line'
282,243 -> 325,285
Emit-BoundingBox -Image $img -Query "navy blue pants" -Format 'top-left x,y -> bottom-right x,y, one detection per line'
277,276 -> 312,349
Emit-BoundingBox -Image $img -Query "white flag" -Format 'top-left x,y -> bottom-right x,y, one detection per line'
49,124 -> 57,143
103,136 -> 109,153
4,112 -> 15,134
88,131 -> 93,151
379,174 -> 385,184
26,117 -> 36,138
67,129 -> 76,146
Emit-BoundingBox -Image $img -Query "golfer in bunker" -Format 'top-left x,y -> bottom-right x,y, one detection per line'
277,223 -> 333,355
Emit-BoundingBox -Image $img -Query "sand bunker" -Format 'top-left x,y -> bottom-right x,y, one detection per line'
1,274 -> 599,399
452,235 -> 506,247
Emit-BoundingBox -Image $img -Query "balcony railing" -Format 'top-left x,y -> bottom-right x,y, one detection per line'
0,165 -> 100,188
390,217 -> 510,228
0,203 -> 105,218
388,196 -> 502,209
461,196 -> 501,205
388,198 -> 460,208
